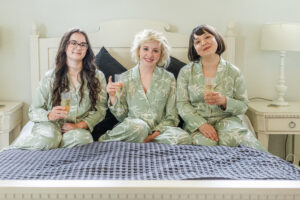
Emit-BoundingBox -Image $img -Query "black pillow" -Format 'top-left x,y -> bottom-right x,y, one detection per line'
92,47 -> 127,141
95,47 -> 127,82
166,56 -> 186,79
166,56 -> 186,128
92,109 -> 119,141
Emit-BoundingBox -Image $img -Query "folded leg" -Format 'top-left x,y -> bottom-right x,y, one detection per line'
99,118 -> 150,143
8,121 -> 62,150
191,130 -> 218,146
153,127 -> 192,145
215,116 -> 265,151
60,129 -> 93,148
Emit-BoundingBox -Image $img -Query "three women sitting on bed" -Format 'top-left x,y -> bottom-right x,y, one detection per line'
98,29 -> 192,145
10,26 -> 264,151
10,28 -> 107,150
177,24 -> 264,151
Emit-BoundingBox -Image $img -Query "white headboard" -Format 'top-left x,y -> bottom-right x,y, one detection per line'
30,19 -> 236,100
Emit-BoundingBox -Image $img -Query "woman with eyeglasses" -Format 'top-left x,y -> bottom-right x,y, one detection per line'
9,28 -> 107,150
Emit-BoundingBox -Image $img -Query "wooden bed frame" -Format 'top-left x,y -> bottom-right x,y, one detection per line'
0,20 -> 299,200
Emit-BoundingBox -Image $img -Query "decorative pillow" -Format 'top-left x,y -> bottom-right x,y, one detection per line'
166,56 -> 186,79
91,109 -> 119,141
166,56 -> 186,128
92,47 -> 127,140
94,47 -> 127,82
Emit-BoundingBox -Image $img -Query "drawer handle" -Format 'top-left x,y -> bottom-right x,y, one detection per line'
289,121 -> 296,128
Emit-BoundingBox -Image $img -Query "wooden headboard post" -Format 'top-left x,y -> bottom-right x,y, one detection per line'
224,22 -> 236,65
30,23 -> 40,100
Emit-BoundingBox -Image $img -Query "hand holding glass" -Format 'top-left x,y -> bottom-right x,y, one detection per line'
61,91 -> 71,123
204,77 -> 215,95
114,74 -> 124,97
204,77 -> 215,116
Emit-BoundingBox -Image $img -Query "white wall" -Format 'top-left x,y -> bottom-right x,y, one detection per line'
0,0 -> 300,158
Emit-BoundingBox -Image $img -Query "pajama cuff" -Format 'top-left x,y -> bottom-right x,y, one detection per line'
187,119 -> 207,133
82,119 -> 94,132
31,110 -> 51,122
107,96 -> 121,110
224,96 -> 239,114
153,126 -> 167,134
44,110 -> 52,121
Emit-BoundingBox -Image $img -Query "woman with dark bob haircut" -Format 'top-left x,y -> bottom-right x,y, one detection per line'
177,24 -> 264,151
9,28 -> 107,150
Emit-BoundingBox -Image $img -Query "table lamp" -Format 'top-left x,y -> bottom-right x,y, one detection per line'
261,23 -> 300,106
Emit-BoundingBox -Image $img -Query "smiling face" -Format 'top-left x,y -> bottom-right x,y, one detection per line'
193,31 -> 218,58
65,32 -> 88,62
138,41 -> 161,68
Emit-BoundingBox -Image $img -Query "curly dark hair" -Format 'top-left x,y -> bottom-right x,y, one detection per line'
51,28 -> 101,110
188,24 -> 226,62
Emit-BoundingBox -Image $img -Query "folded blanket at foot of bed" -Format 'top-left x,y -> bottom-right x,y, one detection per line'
0,141 -> 299,180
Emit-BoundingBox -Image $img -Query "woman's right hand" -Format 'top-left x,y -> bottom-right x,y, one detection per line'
47,106 -> 68,121
106,76 -> 120,105
198,123 -> 219,142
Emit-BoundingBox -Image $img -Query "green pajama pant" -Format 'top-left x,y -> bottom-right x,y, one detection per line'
99,118 -> 192,145
9,121 -> 93,150
191,116 -> 265,151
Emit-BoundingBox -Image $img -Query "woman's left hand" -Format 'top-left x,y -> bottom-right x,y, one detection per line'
61,121 -> 88,133
205,92 -> 226,107
61,123 -> 77,133
144,131 -> 161,143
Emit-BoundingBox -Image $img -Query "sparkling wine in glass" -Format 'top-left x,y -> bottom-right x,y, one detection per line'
114,74 -> 124,97
61,91 -> 71,123
204,77 -> 215,116
204,77 -> 215,95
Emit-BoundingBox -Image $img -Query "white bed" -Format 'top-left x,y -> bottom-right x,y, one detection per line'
0,19 -> 299,200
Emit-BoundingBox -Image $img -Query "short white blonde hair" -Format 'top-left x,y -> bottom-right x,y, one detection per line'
130,29 -> 171,67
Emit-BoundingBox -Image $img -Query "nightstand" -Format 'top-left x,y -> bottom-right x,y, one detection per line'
246,101 -> 300,165
0,101 -> 23,149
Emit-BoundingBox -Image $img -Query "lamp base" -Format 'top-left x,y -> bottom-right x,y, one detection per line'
269,100 -> 289,106
272,51 -> 289,107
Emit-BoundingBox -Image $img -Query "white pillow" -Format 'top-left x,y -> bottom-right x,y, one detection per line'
18,121 -> 34,137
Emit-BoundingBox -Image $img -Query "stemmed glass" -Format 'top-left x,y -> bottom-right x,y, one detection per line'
114,74 -> 124,97
61,91 -> 71,123
204,77 -> 216,116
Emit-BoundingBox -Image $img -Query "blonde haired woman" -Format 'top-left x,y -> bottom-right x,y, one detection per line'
99,29 -> 191,144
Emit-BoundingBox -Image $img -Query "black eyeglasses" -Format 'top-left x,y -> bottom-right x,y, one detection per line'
68,40 -> 88,49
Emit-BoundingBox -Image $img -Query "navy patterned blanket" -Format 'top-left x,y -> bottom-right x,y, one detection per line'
0,141 -> 299,180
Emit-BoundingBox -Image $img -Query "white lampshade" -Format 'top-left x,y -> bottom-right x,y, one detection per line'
261,23 -> 300,51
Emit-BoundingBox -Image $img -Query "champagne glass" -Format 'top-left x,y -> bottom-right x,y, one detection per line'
114,74 -> 124,97
204,77 -> 215,94
204,77 -> 215,116
61,91 -> 71,123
